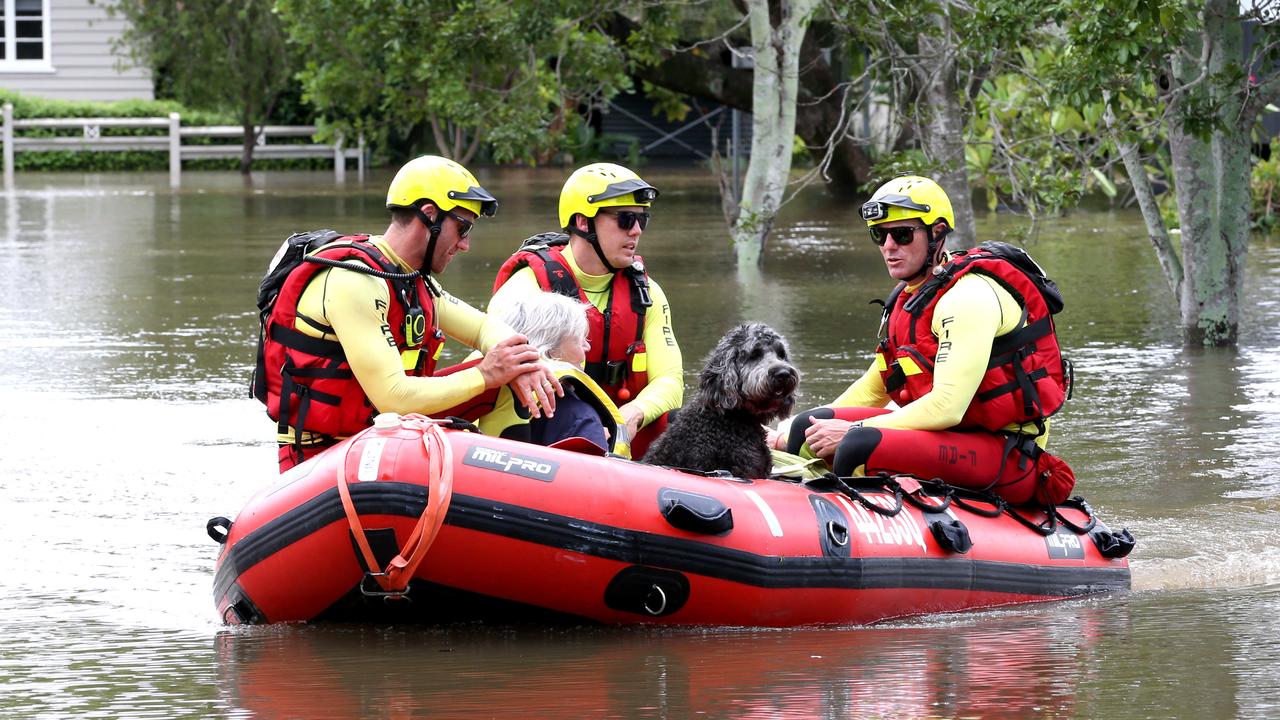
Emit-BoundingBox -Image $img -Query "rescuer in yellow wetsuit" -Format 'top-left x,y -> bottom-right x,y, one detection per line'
489,242 -> 682,434
769,175 -> 1074,505
263,156 -> 562,471
804,271 -> 1050,445
488,163 -> 682,455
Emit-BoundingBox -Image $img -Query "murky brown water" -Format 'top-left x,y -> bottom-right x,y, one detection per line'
2,168 -> 1279,718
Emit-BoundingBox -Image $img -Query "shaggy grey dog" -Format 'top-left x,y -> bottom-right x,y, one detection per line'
643,322 -> 799,478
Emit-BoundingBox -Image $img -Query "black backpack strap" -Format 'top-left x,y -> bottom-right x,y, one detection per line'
277,357 -> 348,458
251,324 -> 269,402
528,247 -> 581,299
902,257 -> 965,315
519,231 -> 571,250
988,314 -> 1053,367
269,323 -> 346,360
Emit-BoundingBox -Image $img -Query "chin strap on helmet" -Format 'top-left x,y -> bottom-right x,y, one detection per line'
923,223 -> 953,277
568,216 -> 622,272
901,223 -> 953,282
413,205 -> 445,275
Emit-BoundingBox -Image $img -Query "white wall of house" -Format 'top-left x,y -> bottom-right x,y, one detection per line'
0,0 -> 152,101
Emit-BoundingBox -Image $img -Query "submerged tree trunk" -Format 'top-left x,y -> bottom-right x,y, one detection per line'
914,9 -> 975,250
240,122 -> 256,175
1166,0 -> 1249,346
732,0 -> 819,267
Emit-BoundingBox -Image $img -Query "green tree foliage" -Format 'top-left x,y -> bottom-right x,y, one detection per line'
275,0 -> 651,165
111,0 -> 297,173
1250,155 -> 1280,232
829,0 -> 1055,248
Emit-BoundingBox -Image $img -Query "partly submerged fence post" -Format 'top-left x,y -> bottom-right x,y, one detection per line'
357,133 -> 365,183
168,113 -> 181,188
3,103 -> 14,190
333,133 -> 346,183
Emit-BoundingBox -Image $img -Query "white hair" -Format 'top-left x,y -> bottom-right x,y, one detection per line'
496,292 -> 590,359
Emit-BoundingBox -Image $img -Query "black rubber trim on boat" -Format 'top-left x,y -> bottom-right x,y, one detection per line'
658,488 -> 733,535
220,584 -> 267,625
314,578 -> 595,625
213,483 -> 1132,607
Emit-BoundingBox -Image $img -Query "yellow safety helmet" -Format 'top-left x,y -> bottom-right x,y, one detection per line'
860,175 -> 953,229
558,163 -> 659,229
386,155 -> 498,218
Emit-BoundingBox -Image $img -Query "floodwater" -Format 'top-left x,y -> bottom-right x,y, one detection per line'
1,167 -> 1278,718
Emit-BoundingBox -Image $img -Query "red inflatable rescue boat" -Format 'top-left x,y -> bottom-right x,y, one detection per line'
210,414 -> 1132,626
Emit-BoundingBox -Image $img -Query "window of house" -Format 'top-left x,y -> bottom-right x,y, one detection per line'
1,0 -> 52,70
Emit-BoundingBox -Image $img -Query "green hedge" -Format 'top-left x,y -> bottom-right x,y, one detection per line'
0,90 -> 330,171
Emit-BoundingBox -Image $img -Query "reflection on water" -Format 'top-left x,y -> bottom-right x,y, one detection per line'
214,607 -> 1123,720
2,171 -> 1280,718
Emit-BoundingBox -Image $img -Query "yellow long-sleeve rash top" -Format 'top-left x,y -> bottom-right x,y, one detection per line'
825,272 -> 1051,446
487,247 -> 683,426
278,237 -> 515,444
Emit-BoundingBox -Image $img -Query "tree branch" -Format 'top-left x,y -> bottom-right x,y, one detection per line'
1104,98 -> 1184,299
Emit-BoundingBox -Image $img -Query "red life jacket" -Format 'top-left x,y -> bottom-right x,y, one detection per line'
260,239 -> 444,442
876,242 -> 1070,434
492,237 -> 652,403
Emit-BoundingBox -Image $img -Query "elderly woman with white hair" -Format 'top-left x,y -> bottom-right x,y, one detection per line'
477,292 -> 628,456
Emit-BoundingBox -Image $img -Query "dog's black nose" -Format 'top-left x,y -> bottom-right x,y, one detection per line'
770,365 -> 799,393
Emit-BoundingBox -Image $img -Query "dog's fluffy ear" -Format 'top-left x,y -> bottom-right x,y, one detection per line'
698,330 -> 742,412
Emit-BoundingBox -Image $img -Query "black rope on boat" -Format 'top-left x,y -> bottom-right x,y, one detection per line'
832,474 -> 904,517
949,487 -> 1006,518
1053,495 -> 1098,534
893,475 -> 955,514
807,470 -> 1125,546
441,416 -> 480,432
1004,503 -> 1058,536
800,469 -> 1114,542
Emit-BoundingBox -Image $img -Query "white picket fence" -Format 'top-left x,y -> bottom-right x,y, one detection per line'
1,103 -> 364,188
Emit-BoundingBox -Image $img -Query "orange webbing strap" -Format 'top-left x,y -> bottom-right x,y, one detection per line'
336,415 -> 455,598
336,438 -> 387,591
384,421 -> 454,589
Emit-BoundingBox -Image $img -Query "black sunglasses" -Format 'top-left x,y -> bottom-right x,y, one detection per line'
442,209 -> 475,238
869,224 -> 922,247
599,209 -> 650,231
